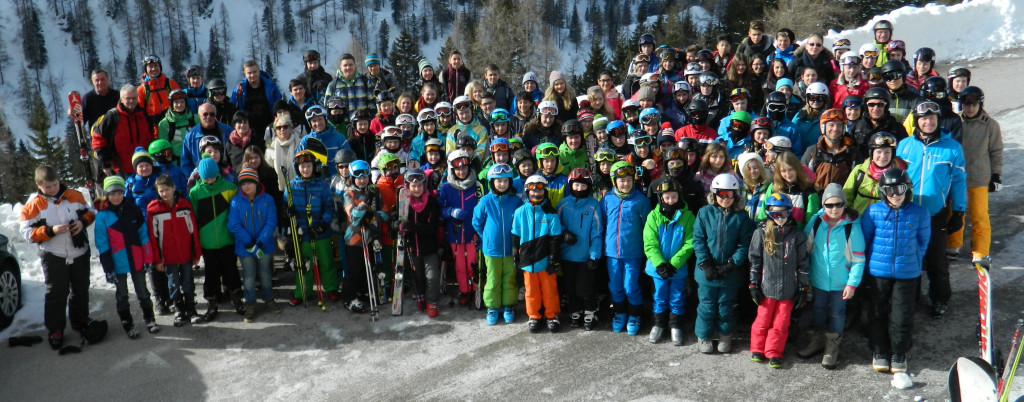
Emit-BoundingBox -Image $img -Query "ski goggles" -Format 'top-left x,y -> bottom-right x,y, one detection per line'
435,106 -> 453,116
729,91 -> 749,102
960,93 -> 983,105
526,182 -> 547,191
842,98 -> 864,109
509,140 -> 524,151
689,110 -> 708,120
752,116 -> 773,128
640,113 -> 660,126
823,202 -> 846,210
833,39 -> 851,48
454,101 -> 473,110
663,148 -> 685,161
185,66 -> 202,77
303,52 -> 319,62
305,106 -> 327,120
715,189 -> 736,199
642,74 -> 662,83
490,142 -> 509,153
729,120 -> 750,131
700,77 -> 719,86
868,72 -> 884,82
595,152 -> 616,163
763,141 -> 789,153
382,126 -> 402,138
883,72 -> 904,82
767,208 -> 792,220
872,135 -> 898,148
327,98 -> 347,110
143,55 -> 161,65
841,55 -> 862,66
861,50 -> 879,58
766,103 -> 787,113
539,105 -> 559,116
621,107 -> 640,116
449,157 -> 470,168
915,101 -> 941,115
490,163 -> 514,176
653,181 -> 679,194
807,94 -> 829,104
405,171 -> 426,183
210,89 -> 227,97
633,54 -> 651,63
886,40 -> 906,51
294,151 -> 319,165
568,168 -> 592,182
926,90 -> 947,101
881,183 -> 910,197
612,165 -> 636,178
536,146 -> 559,159
490,109 -> 509,122
351,168 -> 370,178
633,136 -> 653,147
425,143 -> 442,153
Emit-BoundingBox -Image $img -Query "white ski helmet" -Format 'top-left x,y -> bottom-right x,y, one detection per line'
806,82 -> 829,97
765,136 -> 792,152
380,126 -> 402,140
448,149 -> 471,165
395,114 -> 416,127
710,173 -> 740,192
525,174 -> 548,186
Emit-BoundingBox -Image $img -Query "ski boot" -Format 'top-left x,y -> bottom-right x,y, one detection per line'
611,313 -> 628,333
570,311 -> 583,328
426,303 -> 439,318
528,318 -> 543,333
118,309 -> 139,339
143,305 -> 160,334
187,296 -> 203,324
486,309 -> 500,326
717,334 -> 732,353
547,317 -> 561,333
202,299 -> 219,322
173,298 -> 188,327
156,299 -> 173,316
243,303 -> 256,323
669,313 -> 684,346
649,312 -> 668,343
231,290 -> 245,315
626,316 -> 641,336
503,307 -> 515,324
48,331 -> 63,350
583,310 -> 597,331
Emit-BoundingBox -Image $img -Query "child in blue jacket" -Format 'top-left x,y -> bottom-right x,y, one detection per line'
556,168 -> 603,331
643,179 -> 696,344
94,176 -> 157,339
472,164 -> 524,325
438,150 -> 481,306
602,161 -> 652,336
227,169 -> 281,323
512,175 -> 563,334
285,150 -> 338,306
125,147 -> 173,315
798,183 -> 865,369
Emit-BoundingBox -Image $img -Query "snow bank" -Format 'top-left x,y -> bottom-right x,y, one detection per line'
825,0 -> 1024,63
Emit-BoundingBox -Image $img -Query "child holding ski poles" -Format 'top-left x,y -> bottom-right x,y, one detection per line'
748,192 -> 811,369
342,160 -> 389,314
643,179 -> 696,344
439,150 -> 481,306
147,174 -> 203,326
398,168 -> 443,317
284,150 -> 339,307
473,163 -> 524,325
228,169 -> 282,322
94,176 -> 158,338
189,157 -> 244,321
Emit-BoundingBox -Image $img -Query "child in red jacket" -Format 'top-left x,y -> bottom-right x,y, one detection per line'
148,174 -> 204,326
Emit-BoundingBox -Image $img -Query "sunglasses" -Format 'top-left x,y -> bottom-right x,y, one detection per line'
881,183 -> 909,197
201,112 -> 216,117
808,94 -> 829,104
405,173 -> 426,183
823,202 -> 845,209
767,209 -> 791,220
866,102 -> 887,109
450,158 -> 470,168
539,106 -> 558,116
337,164 -> 349,170
351,169 -> 370,178
842,99 -> 863,109
862,50 -> 879,58
806,42 -> 823,48
613,166 -> 636,178
883,72 -> 904,81
526,182 -> 547,191
915,102 -> 941,115
274,125 -> 290,130
715,190 -> 735,199
634,136 -> 653,147
490,143 -> 509,153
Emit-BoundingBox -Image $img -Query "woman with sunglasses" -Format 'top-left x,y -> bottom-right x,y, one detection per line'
748,192 -> 811,369
602,161 -> 653,336
789,34 -> 836,85
756,152 -> 820,230
396,168 -> 443,318
692,173 -> 755,352
860,168 -> 930,373
843,132 -> 906,214
438,150 -> 482,307
797,183 -> 865,369
342,160 -> 387,314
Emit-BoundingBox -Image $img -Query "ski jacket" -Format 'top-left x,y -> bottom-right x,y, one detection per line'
91,103 -> 154,175
521,122 -> 563,150
601,189 -> 651,259
804,208 -> 866,291
229,71 -> 283,116
157,109 -> 198,158
82,89 -> 120,127
438,181 -> 481,244
410,131 -> 446,163
295,66 -> 333,103
959,110 -> 1003,187
413,77 -> 446,105
343,184 -> 388,246
766,45 -> 797,67
905,70 -> 938,93
137,73 -> 181,120
484,79 -> 516,111
298,127 -> 351,179
147,195 -> 201,265
673,124 -> 718,145
472,192 -> 523,257
285,176 -> 335,242
375,174 -> 404,245
663,100 -> 691,130
695,92 -> 731,130
788,48 -> 836,84
749,219 -> 809,300
556,195 -> 603,263
896,129 -> 967,215
861,200 -> 931,279
326,71 -> 374,112
155,161 -> 190,199
363,68 -> 395,96
227,189 -> 278,257
188,176 -> 237,249
887,86 -> 921,127
440,64 -> 471,102
644,205 -> 696,280
558,143 -> 589,174
94,199 -> 151,275
445,118 -> 489,155
206,98 -> 237,125
181,122 -> 234,175
849,115 -> 908,160
800,136 -> 858,191
693,203 -> 755,268
737,35 -> 774,61
185,85 -> 208,114
511,199 -> 562,273
126,170 -> 162,215
842,158 -> 907,214
19,186 -> 94,260
402,192 -> 442,257
792,110 -> 823,156
755,182 -> 820,230
511,88 -> 545,115
829,77 -> 868,110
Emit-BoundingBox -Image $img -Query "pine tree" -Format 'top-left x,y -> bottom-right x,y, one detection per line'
26,93 -> 51,166
0,20 -> 9,85
63,121 -> 86,188
124,48 -> 139,86
207,27 -> 226,80
605,0 -> 619,48
568,6 -> 582,51
261,4 -> 280,65
264,53 -> 276,82
20,5 -> 48,75
438,35 -> 457,68
575,39 -> 606,94
282,0 -> 297,51
420,14 -> 430,45
390,28 -> 421,92
377,20 -> 391,62
391,0 -> 405,25
219,3 -> 232,68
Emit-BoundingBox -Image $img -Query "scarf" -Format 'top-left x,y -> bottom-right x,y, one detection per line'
869,158 -> 906,180
229,129 -> 250,148
270,132 -> 298,189
410,191 -> 430,213
446,168 -> 477,191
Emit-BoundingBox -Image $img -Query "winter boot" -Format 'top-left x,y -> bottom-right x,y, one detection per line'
697,338 -> 714,354
649,312 -> 668,344
612,313 -> 628,333
717,334 -> 733,353
48,331 -> 63,350
142,305 -> 160,334
118,310 -> 139,339
797,330 -> 825,358
187,297 -> 203,324
503,307 -> 515,324
426,303 -> 439,318
202,299 -> 219,322
173,299 -> 188,327
570,311 -> 583,328
821,332 -> 842,369
346,298 -> 367,314
266,300 -> 283,314
547,317 -> 561,333
528,318 -> 543,333
243,302 -> 256,323
583,310 -> 597,331
768,357 -> 783,369
486,309 -> 500,326
669,314 -> 684,346
156,299 -> 172,316
231,290 -> 245,315
626,315 -> 641,336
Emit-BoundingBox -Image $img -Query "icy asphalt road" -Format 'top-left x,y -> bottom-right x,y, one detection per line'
4,50 -> 1024,401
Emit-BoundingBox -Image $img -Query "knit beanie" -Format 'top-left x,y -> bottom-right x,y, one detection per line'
238,168 -> 260,186
103,176 -> 126,193
198,158 -> 220,180
822,183 -> 847,204
365,54 -> 381,67
548,71 -> 565,85
638,86 -> 657,101
522,71 -> 539,85
593,115 -> 609,131
775,78 -> 794,90
131,146 -> 154,171
418,59 -> 432,73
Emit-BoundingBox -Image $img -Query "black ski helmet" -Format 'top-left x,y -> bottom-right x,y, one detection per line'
868,132 -> 898,152
303,49 -> 321,62
678,138 -> 699,154
639,33 -> 655,46
921,76 -> 948,101
959,86 -> 985,105
914,47 -> 936,66
766,91 -> 787,106
881,60 -> 907,75
686,99 -> 709,113
334,148 -> 356,166
879,167 -> 913,205
947,66 -> 972,83
864,87 -> 891,104
208,78 -> 227,92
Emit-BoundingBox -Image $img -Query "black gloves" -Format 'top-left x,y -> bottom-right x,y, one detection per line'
562,232 -> 578,246
947,210 -> 965,233
310,224 -> 329,237
793,285 -> 812,309
245,241 -> 257,250
699,262 -> 718,281
656,263 -> 676,279
546,259 -> 560,274
990,173 -> 1002,192
284,206 -> 297,218
718,261 -> 737,278
586,259 -> 600,271
750,286 -> 765,305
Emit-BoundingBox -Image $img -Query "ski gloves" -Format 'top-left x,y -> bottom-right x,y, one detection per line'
947,210 -> 965,234
793,285 -> 813,309
656,263 -> 676,279
105,272 -> 117,285
990,174 -> 1002,192
450,208 -> 467,221
700,261 -> 737,281
749,286 -> 764,305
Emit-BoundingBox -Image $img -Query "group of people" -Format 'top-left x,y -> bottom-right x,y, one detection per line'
24,18 -> 1003,377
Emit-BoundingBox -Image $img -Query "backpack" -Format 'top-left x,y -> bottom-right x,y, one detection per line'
807,214 -> 855,267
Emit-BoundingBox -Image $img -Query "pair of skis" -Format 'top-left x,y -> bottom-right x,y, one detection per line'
391,188 -> 410,316
67,92 -> 97,199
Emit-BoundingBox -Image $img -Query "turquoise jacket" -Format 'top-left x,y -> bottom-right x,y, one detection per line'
511,199 -> 562,273
804,208 -> 866,291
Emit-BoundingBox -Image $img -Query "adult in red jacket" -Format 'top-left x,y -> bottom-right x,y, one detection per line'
137,55 -> 181,127
829,54 -> 869,110
92,84 -> 155,176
